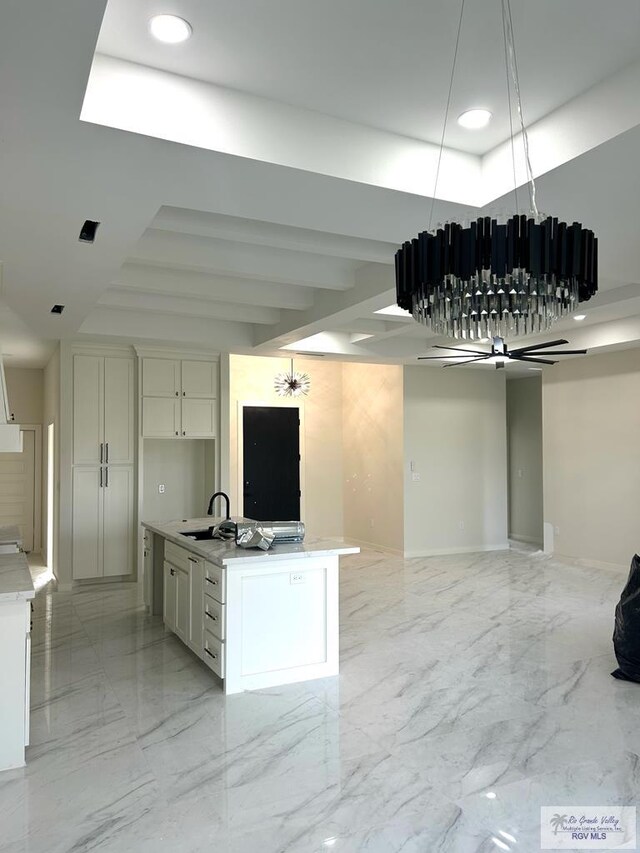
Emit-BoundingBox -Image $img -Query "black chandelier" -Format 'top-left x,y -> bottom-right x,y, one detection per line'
395,0 -> 598,340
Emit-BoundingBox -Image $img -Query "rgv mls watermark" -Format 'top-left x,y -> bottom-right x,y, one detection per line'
541,807 -> 636,849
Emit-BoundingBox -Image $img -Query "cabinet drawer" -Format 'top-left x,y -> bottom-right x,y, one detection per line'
164,540 -> 190,572
203,594 -> 225,640
203,562 -> 225,603
203,630 -> 224,678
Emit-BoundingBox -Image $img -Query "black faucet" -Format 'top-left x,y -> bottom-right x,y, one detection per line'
208,491 -> 231,520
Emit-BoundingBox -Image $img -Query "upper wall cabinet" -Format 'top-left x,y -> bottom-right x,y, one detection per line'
141,357 -> 218,439
73,355 -> 135,465
142,359 -> 217,399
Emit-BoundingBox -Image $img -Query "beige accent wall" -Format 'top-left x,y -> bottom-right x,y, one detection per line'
142,439 -> 215,522
543,348 -> 640,570
506,377 -> 543,546
342,363 -> 404,552
5,367 -> 44,424
403,366 -> 508,557
229,355 -> 343,538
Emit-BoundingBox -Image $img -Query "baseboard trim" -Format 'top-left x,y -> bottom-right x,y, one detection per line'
509,534 -> 543,547
343,536 -> 404,556
403,543 -> 510,559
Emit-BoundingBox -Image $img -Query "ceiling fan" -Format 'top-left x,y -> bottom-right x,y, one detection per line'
418,337 -> 587,369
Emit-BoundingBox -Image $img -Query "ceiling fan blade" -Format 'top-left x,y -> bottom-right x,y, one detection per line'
511,355 -> 557,365
524,349 -> 587,356
442,357 -> 488,368
417,354 -> 480,360
509,339 -> 568,355
433,345 -> 488,355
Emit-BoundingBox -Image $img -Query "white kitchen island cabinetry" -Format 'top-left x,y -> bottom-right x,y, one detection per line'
0,549 -> 34,771
143,518 -> 358,694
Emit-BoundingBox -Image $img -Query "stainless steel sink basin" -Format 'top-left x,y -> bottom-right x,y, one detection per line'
179,528 -> 217,540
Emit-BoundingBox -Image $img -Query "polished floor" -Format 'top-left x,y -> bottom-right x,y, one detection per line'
1,546 -> 637,852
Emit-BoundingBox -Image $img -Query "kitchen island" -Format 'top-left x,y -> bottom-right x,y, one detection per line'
0,541 -> 33,771
142,518 -> 358,694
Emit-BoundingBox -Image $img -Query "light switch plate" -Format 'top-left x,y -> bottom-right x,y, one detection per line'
158,484 -> 165,494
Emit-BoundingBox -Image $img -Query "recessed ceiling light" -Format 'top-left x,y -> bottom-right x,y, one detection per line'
573,314 -> 586,321
149,14 -> 192,43
528,367 -> 542,371
457,109 -> 492,129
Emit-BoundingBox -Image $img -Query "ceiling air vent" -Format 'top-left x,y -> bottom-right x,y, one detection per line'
79,220 -> 100,243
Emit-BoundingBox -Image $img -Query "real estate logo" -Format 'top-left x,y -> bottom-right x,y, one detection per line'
541,807 -> 636,849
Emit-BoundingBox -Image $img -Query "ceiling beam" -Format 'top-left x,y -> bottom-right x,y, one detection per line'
98,289 -> 280,325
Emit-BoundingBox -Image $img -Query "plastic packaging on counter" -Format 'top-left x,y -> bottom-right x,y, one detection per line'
236,522 -> 275,551
612,553 -> 640,683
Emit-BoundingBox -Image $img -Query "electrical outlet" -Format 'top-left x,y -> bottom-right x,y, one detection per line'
459,520 -> 465,530
517,468 -> 523,479
290,572 -> 305,584
158,484 -> 165,494
412,471 -> 421,482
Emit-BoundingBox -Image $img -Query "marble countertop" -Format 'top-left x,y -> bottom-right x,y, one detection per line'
0,524 -> 22,545
0,551 -> 34,602
142,517 -> 359,568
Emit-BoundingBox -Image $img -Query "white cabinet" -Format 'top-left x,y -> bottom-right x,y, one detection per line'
182,361 -> 218,398
188,554 -> 204,654
142,359 -> 180,398
141,357 -> 218,439
142,397 -> 181,438
143,530 -> 153,609
182,399 -> 217,438
175,567 -> 190,643
163,561 -> 176,632
72,354 -> 135,580
0,595 -> 32,770
73,355 -> 134,464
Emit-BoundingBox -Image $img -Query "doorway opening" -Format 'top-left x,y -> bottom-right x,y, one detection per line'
506,377 -> 543,548
47,423 -> 55,572
0,425 -> 41,553
242,406 -> 301,521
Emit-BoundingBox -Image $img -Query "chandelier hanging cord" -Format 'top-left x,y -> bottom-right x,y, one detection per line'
502,0 -> 538,218
500,0 -> 519,215
427,0 -> 466,232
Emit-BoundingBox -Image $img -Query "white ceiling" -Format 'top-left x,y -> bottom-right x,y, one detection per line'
96,0 -> 640,155
1,0 -> 640,372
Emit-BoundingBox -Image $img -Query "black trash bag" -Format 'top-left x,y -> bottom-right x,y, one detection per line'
612,554 -> 640,683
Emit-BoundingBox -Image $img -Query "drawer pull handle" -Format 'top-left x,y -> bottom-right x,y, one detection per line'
204,648 -> 218,660
205,577 -> 218,586
188,557 -> 198,564
170,568 -> 175,577
205,611 -> 218,621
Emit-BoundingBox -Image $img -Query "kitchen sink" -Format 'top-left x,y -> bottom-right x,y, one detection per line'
179,528 -> 217,541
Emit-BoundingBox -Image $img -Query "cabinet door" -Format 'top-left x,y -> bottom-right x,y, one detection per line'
103,466 -> 134,577
104,358 -> 134,464
73,355 -> 103,465
181,361 -> 218,398
143,534 -> 153,610
187,555 -> 204,654
163,561 -> 177,632
142,359 -> 180,398
72,467 -> 103,579
175,567 -> 190,643
182,399 -> 217,438
142,397 -> 181,438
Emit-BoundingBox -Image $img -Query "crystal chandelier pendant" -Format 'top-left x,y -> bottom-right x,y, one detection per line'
274,359 -> 311,397
396,0 -> 598,340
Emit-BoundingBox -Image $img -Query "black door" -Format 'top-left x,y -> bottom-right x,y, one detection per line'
243,406 -> 300,521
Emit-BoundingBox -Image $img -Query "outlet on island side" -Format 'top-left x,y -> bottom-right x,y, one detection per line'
290,573 -> 305,584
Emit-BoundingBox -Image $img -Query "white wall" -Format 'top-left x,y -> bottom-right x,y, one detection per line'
403,366 -> 508,557
142,439 -> 215,522
507,377 -> 543,546
342,363 -> 404,551
43,347 -> 60,573
543,348 -> 640,570
229,355 -> 343,538
5,368 -> 44,424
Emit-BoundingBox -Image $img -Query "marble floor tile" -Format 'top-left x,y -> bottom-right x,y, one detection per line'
1,545 -> 634,853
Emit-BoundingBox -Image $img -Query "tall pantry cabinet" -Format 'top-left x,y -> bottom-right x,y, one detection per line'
72,354 -> 135,580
